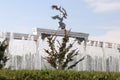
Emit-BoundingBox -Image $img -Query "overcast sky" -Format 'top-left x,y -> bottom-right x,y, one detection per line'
0,0 -> 120,43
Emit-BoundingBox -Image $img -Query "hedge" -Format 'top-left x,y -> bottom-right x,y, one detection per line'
0,69 -> 120,80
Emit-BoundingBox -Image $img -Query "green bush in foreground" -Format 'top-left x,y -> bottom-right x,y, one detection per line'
0,69 -> 120,80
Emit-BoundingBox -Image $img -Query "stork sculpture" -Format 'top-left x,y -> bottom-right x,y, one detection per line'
51,5 -> 67,30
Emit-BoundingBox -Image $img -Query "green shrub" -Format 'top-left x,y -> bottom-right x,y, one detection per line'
0,69 -> 120,80
0,39 -> 9,69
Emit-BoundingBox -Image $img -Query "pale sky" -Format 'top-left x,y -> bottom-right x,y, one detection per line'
0,0 -> 120,43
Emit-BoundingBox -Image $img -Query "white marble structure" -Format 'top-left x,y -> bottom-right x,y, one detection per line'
0,28 -> 120,71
